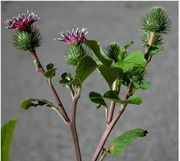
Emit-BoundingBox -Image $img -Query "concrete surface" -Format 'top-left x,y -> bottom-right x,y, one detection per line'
1,1 -> 178,161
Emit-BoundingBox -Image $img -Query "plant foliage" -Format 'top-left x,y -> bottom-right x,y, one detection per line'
1,119 -> 17,161
109,128 -> 148,156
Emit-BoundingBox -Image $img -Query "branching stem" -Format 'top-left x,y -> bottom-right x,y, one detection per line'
30,50 -> 70,123
106,80 -> 120,124
30,51 -> 82,161
91,87 -> 133,161
69,91 -> 82,161
91,104 -> 127,161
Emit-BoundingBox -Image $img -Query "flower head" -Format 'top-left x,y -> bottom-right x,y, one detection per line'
4,10 -> 39,30
55,27 -> 88,44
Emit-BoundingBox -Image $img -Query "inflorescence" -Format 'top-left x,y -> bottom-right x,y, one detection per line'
55,27 -> 88,44
4,10 -> 39,30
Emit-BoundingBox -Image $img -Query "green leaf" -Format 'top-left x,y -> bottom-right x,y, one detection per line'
59,72 -> 73,85
89,91 -> 107,108
85,40 -> 112,66
1,119 -> 17,161
114,50 -> 146,72
44,67 -> 57,80
139,81 -> 151,89
68,78 -> 81,88
109,128 -> 148,156
76,56 -> 98,84
21,99 -> 34,109
21,98 -> 55,109
98,65 -> 119,88
103,90 -> 123,103
20,98 -> 63,117
127,95 -> 142,105
46,63 -> 54,70
149,44 -> 163,56
61,72 -> 68,78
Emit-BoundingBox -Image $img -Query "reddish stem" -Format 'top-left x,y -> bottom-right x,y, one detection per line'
107,81 -> 118,124
91,104 -> 127,161
91,87 -> 133,161
30,50 -> 70,123
69,93 -> 82,161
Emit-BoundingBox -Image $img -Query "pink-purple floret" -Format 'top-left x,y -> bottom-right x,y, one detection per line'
56,28 -> 88,44
4,10 -> 39,30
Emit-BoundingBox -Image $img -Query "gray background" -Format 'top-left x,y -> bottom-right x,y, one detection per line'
2,1 -> 178,161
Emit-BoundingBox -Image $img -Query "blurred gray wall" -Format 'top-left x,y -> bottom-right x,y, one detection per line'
2,1 -> 178,161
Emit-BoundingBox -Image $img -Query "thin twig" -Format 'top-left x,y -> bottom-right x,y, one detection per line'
98,148 -> 110,161
106,81 -> 118,124
144,32 -> 156,61
30,50 -> 70,123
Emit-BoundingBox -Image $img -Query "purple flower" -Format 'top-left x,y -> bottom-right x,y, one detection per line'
4,10 -> 39,30
55,27 -> 88,44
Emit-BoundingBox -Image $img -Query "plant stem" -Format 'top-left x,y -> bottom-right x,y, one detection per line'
144,32 -> 156,61
30,50 -> 70,123
69,93 -> 82,161
98,148 -> 110,161
31,50 -> 82,161
69,123 -> 82,161
106,81 -> 118,124
91,87 -> 133,161
91,104 -> 127,161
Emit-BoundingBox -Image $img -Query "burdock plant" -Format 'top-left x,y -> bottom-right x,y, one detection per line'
4,6 -> 171,161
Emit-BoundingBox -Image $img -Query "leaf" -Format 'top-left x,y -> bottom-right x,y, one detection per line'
68,78 -> 81,88
89,91 -> 107,108
20,98 -> 64,117
1,119 -> 17,161
103,90 -> 123,103
109,128 -> 148,156
44,68 -> 57,79
98,65 -> 119,88
127,95 -> 142,105
44,63 -> 57,80
149,44 -> 163,56
59,72 -> 73,85
139,81 -> 151,89
61,72 -> 68,78
85,40 -> 112,66
114,50 -> 146,72
21,99 -> 34,109
76,56 -> 98,84
46,63 -> 54,70
21,98 -> 55,110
